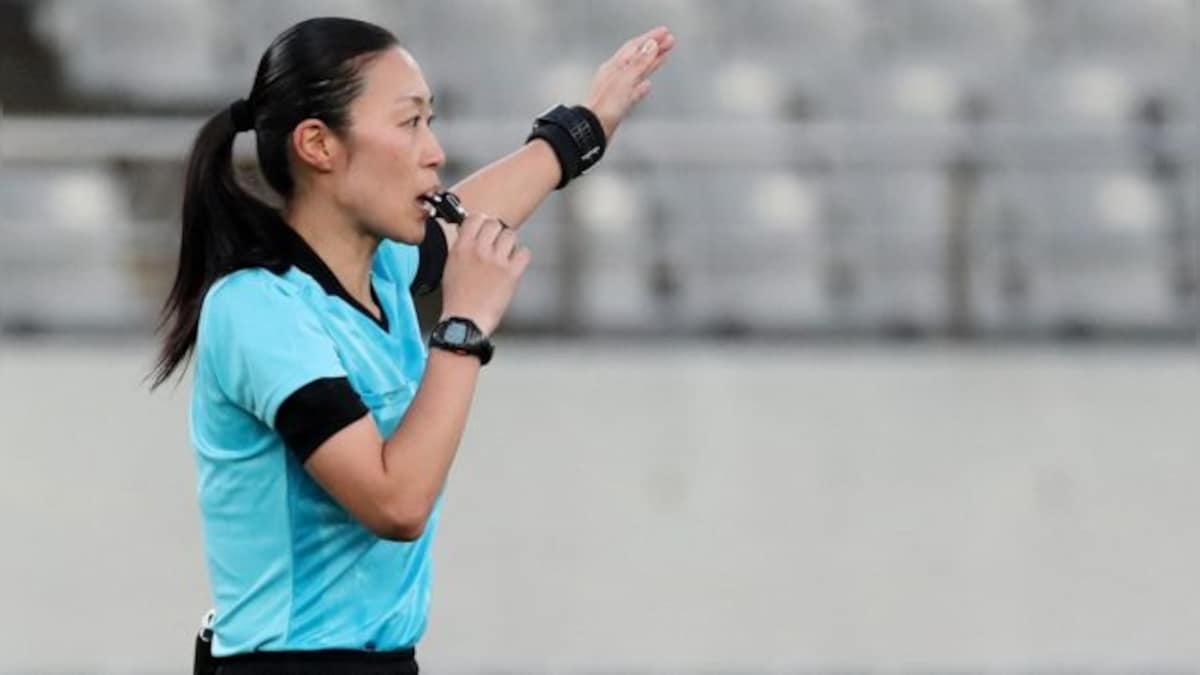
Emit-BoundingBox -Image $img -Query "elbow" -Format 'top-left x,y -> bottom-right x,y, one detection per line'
371,500 -> 431,542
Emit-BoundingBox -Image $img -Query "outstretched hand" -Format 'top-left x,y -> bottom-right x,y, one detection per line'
584,26 -> 676,140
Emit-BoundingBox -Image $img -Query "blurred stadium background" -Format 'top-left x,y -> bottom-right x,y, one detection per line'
1,0 -> 1198,673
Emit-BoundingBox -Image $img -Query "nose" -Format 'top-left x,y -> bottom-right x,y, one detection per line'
421,127 -> 446,170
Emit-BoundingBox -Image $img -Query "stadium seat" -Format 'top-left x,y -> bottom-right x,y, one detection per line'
1026,172 -> 1173,331
0,167 -> 145,330
33,0 -> 230,103
846,170 -> 949,333
567,171 -> 660,330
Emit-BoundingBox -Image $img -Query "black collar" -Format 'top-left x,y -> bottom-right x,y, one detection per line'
275,223 -> 390,332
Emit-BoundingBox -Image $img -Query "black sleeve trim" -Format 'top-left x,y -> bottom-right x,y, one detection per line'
275,377 -> 369,463
411,217 -> 447,296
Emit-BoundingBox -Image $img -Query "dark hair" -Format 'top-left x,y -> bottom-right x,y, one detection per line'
150,17 -> 398,389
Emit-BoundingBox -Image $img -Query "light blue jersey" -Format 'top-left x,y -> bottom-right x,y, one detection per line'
189,225 -> 442,656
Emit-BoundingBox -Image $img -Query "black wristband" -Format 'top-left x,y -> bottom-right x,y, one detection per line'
530,121 -> 580,189
526,104 -> 607,189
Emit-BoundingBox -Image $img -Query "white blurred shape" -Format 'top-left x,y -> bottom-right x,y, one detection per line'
1064,66 -> 1133,121
1094,174 -> 1164,233
889,65 -> 958,119
713,61 -> 783,117
0,167 -> 127,235
48,171 -> 127,233
751,174 -> 820,232
575,173 -> 644,234
538,62 -> 592,106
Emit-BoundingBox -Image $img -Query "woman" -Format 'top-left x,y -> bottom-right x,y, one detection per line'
150,16 -> 674,674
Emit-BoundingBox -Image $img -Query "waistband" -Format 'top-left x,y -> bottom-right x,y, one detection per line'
211,647 -> 417,675
193,610 -> 419,675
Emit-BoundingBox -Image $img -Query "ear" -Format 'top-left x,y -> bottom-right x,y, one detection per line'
291,118 -> 340,173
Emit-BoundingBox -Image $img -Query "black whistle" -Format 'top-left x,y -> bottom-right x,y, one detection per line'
421,191 -> 468,225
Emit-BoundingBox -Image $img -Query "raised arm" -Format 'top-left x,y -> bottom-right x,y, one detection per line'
441,26 -> 676,243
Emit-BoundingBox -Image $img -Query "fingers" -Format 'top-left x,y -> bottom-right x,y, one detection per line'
621,29 -> 674,88
643,33 -> 676,78
626,31 -> 671,104
658,31 -> 677,54
511,245 -> 533,275
494,226 -> 518,260
584,26 -> 673,134
636,37 -> 659,66
476,217 -> 505,249
634,26 -> 671,52
458,211 -> 488,242
457,213 -> 505,245
617,28 -> 661,59
617,26 -> 670,67
465,215 -> 524,266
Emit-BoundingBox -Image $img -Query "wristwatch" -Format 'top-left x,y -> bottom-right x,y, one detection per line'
428,317 -> 494,365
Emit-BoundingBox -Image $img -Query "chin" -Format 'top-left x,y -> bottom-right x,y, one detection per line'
405,221 -> 428,244
372,216 -> 427,245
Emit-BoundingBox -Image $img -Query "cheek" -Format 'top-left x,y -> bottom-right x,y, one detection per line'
347,138 -> 413,201
342,134 -> 424,233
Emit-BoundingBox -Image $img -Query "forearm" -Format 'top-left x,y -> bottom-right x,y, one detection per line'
450,138 -> 561,231
381,349 -> 481,519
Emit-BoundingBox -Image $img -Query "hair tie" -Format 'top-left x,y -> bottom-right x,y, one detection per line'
229,98 -> 255,132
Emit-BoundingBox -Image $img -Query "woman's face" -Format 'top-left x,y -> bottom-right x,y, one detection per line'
333,47 -> 445,244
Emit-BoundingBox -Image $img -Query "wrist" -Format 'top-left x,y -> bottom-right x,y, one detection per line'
429,316 -> 495,366
426,345 -> 484,370
525,104 -> 607,190
581,101 -> 616,139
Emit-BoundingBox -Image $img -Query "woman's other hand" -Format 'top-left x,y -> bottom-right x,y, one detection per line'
584,26 -> 676,140
439,212 -> 532,336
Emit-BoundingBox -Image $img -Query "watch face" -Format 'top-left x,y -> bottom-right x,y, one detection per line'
444,321 -> 468,344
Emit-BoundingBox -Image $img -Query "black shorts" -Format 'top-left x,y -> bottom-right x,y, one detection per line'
195,634 -> 418,675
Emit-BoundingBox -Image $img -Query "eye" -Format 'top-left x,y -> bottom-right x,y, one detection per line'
427,114 -> 437,127
402,116 -> 420,128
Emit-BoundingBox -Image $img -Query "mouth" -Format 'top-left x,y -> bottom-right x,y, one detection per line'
415,187 -> 442,218
419,189 -> 467,225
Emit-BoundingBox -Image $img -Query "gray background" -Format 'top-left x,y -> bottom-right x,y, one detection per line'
2,0 -> 1199,672
2,343 -> 1196,673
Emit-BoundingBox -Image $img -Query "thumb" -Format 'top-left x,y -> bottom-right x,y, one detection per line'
632,80 -> 652,103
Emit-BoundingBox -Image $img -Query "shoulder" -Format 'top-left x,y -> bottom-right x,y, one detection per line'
206,267 -> 299,306
194,267 -> 351,425
198,268 -> 316,341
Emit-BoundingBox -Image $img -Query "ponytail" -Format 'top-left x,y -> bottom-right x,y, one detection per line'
149,106 -> 283,389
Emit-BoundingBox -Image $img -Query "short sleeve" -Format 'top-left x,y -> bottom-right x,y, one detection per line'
198,271 -> 360,434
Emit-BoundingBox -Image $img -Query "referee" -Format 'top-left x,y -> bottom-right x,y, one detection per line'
149,16 -> 674,675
